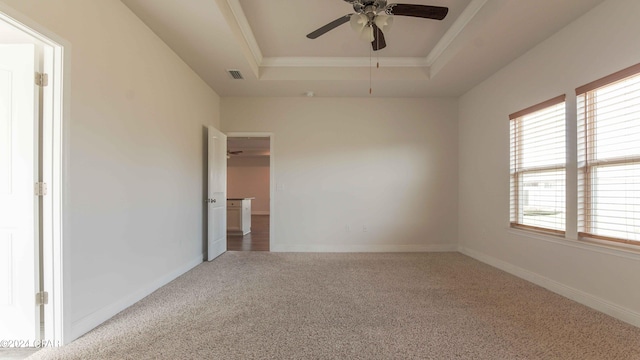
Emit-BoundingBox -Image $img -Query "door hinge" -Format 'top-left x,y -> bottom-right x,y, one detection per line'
35,182 -> 47,196
35,72 -> 49,87
36,291 -> 49,306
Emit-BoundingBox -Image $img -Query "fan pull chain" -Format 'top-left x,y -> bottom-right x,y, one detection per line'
377,32 -> 380,69
369,43 -> 372,95
369,26 -> 381,95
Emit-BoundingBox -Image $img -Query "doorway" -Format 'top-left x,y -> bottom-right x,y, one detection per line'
0,9 -> 65,347
226,134 -> 273,251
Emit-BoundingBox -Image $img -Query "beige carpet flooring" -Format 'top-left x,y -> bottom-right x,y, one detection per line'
27,252 -> 640,359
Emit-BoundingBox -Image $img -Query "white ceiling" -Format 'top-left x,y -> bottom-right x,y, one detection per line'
121,0 -> 604,98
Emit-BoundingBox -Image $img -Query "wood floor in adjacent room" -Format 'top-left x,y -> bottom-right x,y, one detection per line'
227,215 -> 269,251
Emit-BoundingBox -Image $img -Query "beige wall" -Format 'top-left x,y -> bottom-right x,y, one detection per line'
227,156 -> 270,214
7,0 -> 638,345
1,0 -> 220,341
222,97 -> 458,252
459,0 -> 640,326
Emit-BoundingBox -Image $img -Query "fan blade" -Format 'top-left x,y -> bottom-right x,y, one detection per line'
306,14 -> 352,39
385,4 -> 448,20
371,24 -> 386,51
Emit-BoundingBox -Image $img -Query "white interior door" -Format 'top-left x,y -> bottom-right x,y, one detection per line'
207,126 -> 227,261
0,44 -> 39,340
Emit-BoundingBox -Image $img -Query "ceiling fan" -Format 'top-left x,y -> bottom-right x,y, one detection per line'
306,0 -> 449,51
227,150 -> 243,158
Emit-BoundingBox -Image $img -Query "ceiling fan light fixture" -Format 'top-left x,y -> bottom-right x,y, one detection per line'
374,14 -> 393,33
349,13 -> 368,32
349,13 -> 374,42
360,26 -> 375,42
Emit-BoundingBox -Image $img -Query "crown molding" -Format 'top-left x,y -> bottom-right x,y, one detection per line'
226,0 -> 263,65
425,0 -> 488,66
261,57 -> 429,68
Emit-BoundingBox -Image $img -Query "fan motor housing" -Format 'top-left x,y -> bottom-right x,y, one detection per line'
350,0 -> 388,14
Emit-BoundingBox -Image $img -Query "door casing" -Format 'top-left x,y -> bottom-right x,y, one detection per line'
0,4 -> 69,345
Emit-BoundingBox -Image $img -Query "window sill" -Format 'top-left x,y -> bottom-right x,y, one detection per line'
577,235 -> 640,254
509,223 -> 565,238
507,227 -> 640,261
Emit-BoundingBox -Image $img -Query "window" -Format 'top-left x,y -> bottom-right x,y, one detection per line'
510,95 -> 566,233
577,63 -> 640,245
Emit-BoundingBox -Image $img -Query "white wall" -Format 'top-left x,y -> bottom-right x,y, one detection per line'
222,97 -> 458,252
227,156 -> 270,214
459,0 -> 640,327
0,0 -> 220,342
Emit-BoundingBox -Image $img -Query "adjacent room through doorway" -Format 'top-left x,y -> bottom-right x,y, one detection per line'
226,136 -> 270,251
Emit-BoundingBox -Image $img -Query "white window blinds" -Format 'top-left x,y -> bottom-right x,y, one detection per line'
577,63 -> 640,245
510,95 -> 566,233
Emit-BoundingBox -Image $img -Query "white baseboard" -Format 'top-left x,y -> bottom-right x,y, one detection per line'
458,245 -> 640,328
271,243 -> 458,253
69,254 -> 203,341
252,211 -> 269,215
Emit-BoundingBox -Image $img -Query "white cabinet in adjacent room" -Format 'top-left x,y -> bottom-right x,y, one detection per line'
227,198 -> 253,235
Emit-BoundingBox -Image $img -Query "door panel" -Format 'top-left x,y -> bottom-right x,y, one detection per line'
207,126 -> 227,261
0,44 -> 38,340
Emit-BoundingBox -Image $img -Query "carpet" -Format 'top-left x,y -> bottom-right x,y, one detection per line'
27,252 -> 640,359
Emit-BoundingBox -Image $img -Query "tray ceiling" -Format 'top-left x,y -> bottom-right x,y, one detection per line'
121,0 -> 605,97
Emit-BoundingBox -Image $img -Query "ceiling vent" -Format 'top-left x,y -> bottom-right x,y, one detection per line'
227,69 -> 244,80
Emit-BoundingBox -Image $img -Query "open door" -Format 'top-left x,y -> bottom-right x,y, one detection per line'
207,126 -> 227,261
0,44 -> 39,341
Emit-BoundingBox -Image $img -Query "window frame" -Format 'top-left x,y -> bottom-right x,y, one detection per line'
509,95 -> 567,235
576,62 -> 640,246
